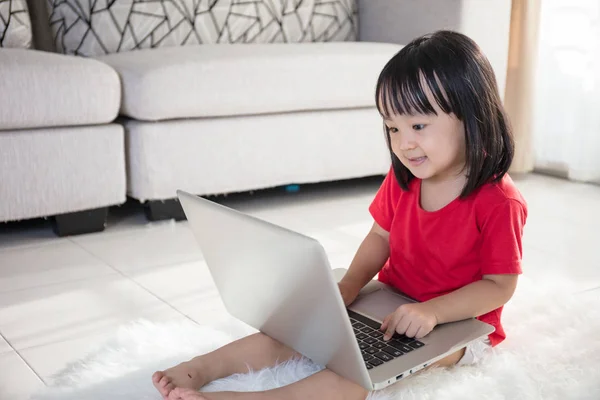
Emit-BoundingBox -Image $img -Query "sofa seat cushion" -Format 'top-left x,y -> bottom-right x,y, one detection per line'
98,42 -> 402,121
0,49 -> 120,130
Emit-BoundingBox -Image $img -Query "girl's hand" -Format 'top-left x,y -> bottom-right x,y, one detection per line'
381,302 -> 439,340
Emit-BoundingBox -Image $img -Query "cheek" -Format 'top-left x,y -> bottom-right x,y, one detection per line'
389,136 -> 402,157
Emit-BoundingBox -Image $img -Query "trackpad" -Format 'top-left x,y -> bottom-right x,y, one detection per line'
350,289 -> 413,323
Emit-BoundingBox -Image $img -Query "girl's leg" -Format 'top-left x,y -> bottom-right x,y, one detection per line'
169,369 -> 369,400
153,333 -> 300,398
165,348 -> 467,400
156,334 -> 465,400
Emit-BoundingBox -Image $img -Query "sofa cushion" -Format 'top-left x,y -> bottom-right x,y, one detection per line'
98,42 -> 401,121
0,0 -> 32,48
0,49 -> 120,130
45,0 -> 358,57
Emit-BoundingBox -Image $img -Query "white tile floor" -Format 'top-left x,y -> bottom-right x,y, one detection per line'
1,173 -> 599,399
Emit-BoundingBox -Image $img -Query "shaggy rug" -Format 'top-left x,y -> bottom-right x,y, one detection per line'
32,277 -> 600,400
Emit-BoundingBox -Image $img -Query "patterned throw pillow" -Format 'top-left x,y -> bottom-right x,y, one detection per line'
46,0 -> 358,57
0,0 -> 32,48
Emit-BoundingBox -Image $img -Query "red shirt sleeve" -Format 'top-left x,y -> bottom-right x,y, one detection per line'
479,199 -> 527,275
369,168 -> 401,232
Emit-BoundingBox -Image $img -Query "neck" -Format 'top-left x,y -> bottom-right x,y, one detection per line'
420,169 -> 468,212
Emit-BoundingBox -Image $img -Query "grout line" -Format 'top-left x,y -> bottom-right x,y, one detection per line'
0,237 -> 65,255
0,331 -> 46,386
69,240 -> 202,327
0,269 -> 119,296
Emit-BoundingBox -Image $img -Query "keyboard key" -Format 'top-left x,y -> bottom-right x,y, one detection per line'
409,340 -> 425,349
383,346 -> 403,357
356,333 -> 369,340
362,353 -> 374,362
366,363 -> 373,370
363,337 -> 377,345
365,347 -> 378,355
394,335 -> 415,344
353,328 -> 360,335
374,352 -> 394,362
352,322 -> 366,329
347,310 -> 381,330
372,342 -> 386,349
369,331 -> 384,339
368,358 -> 384,367
359,342 -> 369,350
361,326 -> 375,334
388,340 -> 414,353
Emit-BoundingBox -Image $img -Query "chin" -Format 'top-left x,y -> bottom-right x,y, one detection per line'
405,166 -> 435,180
412,172 -> 436,180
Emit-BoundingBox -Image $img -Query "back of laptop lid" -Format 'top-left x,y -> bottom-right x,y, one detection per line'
177,191 -> 372,389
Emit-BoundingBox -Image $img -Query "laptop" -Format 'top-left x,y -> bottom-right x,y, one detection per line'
177,190 -> 495,391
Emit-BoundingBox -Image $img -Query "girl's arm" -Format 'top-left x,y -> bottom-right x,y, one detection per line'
381,274 -> 518,340
338,222 -> 390,305
427,274 -> 519,324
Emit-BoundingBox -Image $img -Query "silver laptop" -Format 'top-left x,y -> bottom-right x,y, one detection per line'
177,190 -> 494,391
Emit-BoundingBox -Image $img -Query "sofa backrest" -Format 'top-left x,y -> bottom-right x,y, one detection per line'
27,0 -> 358,57
0,0 -> 32,48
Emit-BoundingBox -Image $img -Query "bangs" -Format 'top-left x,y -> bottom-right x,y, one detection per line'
375,59 -> 455,119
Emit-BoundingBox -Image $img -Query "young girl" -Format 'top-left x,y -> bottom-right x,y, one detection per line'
153,30 -> 527,400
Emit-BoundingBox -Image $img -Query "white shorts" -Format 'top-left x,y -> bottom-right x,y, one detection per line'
456,337 -> 492,366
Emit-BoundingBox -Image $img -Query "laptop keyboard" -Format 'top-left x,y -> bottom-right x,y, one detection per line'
348,310 -> 425,370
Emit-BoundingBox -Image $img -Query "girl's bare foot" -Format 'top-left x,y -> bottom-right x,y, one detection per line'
168,388 -> 208,400
168,388 -> 269,400
153,360 -> 208,399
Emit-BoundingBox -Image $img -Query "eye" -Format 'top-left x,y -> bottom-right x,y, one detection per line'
412,124 -> 426,131
388,127 -> 399,133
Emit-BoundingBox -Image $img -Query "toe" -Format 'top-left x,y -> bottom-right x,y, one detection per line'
152,371 -> 164,384
164,382 -> 175,396
169,387 -> 194,400
158,376 -> 173,396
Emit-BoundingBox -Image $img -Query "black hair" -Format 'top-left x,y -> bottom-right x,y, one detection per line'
375,30 -> 514,197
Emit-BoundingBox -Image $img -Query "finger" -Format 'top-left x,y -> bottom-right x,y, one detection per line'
380,314 -> 391,332
405,321 -> 419,338
384,314 -> 401,340
396,316 -> 412,336
416,324 -> 433,339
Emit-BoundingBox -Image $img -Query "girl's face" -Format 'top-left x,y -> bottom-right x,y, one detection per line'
383,94 -> 467,183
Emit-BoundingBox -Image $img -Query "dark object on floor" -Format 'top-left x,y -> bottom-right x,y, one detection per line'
52,207 -> 108,237
144,199 -> 186,221
285,184 -> 301,193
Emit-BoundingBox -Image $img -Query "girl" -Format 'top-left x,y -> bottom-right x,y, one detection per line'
153,30 -> 527,400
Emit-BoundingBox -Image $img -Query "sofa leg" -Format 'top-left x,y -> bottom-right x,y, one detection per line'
144,199 -> 186,221
52,207 -> 108,237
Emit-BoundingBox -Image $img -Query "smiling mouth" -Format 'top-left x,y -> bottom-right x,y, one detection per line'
407,156 -> 427,164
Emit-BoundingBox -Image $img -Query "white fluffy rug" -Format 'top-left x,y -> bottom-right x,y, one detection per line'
32,278 -> 600,400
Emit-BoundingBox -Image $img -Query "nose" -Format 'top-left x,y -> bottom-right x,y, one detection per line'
392,130 -> 417,152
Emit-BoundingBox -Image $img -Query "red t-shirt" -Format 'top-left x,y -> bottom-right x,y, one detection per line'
369,168 -> 527,346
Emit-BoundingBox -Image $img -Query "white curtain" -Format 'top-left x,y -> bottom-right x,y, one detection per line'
532,0 -> 600,183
